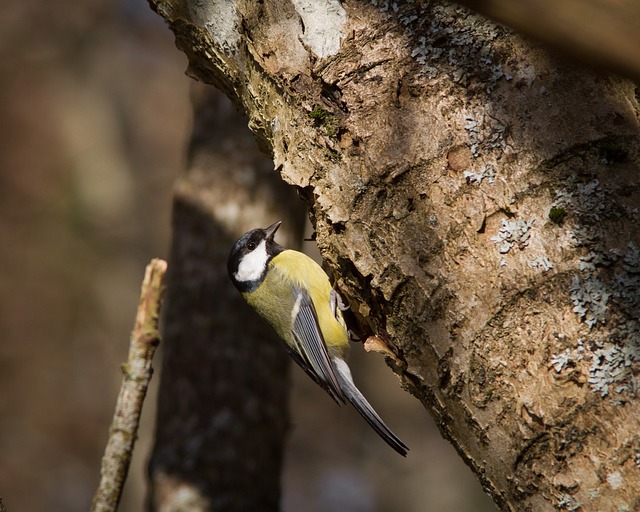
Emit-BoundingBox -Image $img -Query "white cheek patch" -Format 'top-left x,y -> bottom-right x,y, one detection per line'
234,240 -> 269,282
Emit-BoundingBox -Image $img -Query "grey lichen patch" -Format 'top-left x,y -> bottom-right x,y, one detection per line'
552,179 -> 609,238
588,333 -> 640,400
621,242 -> 640,272
555,493 -> 582,511
491,218 -> 534,254
528,256 -> 553,272
567,242 -> 639,330
370,0 -> 511,94
546,163 -> 640,402
404,3 -> 508,91
614,242 -> 640,312
464,165 -> 495,184
550,339 -> 586,373
570,276 -> 611,328
552,238 -> 640,402
463,112 -> 508,158
551,317 -> 640,403
579,251 -> 616,272
575,180 -> 605,217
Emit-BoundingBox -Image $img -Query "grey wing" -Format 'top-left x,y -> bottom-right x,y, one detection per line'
291,286 -> 345,404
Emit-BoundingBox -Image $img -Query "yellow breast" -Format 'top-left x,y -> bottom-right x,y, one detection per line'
247,250 -> 349,357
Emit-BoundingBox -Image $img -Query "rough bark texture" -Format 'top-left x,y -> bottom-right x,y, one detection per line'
147,86 -> 306,510
148,0 -> 640,510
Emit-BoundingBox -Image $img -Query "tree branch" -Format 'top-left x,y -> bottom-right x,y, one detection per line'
91,258 -> 168,512
145,0 -> 640,508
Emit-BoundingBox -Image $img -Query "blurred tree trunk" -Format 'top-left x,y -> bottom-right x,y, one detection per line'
146,85 -> 305,510
457,0 -> 640,83
147,1 -> 640,511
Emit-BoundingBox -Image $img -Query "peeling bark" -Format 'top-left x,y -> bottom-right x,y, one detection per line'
148,0 -> 640,510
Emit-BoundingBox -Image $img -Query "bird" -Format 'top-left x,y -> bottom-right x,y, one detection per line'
227,220 -> 408,456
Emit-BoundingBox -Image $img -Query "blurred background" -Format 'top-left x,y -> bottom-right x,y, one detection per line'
0,0 -> 496,510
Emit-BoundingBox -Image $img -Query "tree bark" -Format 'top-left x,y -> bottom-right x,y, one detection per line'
148,1 -> 640,510
146,86 -> 306,511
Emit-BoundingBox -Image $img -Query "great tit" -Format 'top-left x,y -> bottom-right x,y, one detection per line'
227,221 -> 408,456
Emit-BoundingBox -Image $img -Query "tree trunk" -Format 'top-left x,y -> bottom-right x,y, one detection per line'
147,85 -> 306,510
148,1 -> 640,510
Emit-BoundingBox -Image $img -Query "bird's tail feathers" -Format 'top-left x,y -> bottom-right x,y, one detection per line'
332,357 -> 409,456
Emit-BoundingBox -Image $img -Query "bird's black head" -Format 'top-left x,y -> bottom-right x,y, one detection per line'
227,221 -> 284,293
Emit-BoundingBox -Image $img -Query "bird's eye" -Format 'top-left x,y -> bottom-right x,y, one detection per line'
247,242 -> 256,251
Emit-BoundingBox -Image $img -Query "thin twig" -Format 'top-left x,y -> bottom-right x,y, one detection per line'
91,258 -> 168,512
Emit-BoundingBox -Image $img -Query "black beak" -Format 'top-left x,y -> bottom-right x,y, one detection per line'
264,221 -> 282,241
